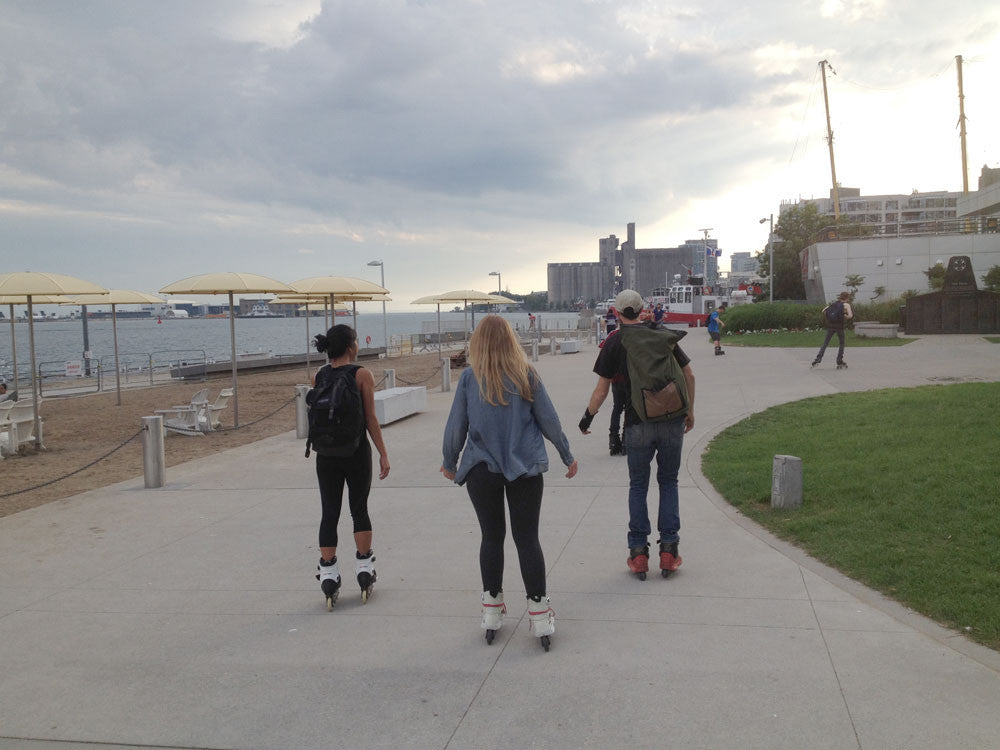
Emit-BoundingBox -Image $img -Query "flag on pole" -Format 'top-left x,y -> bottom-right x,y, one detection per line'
706,248 -> 712,256
715,249 -> 722,257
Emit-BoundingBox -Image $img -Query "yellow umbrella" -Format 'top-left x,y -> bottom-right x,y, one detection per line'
59,290 -> 166,406
288,277 -> 390,338
0,294 -> 68,400
273,297 -> 349,379
0,272 -> 109,448
160,272 -> 293,427
412,289 -> 499,350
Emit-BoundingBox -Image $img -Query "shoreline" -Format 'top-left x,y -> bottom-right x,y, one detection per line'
0,351 -> 447,519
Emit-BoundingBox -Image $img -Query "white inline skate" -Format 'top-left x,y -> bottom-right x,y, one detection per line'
527,595 -> 555,652
316,557 -> 341,611
481,591 -> 506,644
355,550 -> 377,603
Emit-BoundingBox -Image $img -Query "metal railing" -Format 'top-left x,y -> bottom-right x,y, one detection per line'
815,216 -> 999,243
36,360 -> 102,397
148,349 -> 208,384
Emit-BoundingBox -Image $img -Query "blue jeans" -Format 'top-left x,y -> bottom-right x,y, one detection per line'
623,419 -> 685,549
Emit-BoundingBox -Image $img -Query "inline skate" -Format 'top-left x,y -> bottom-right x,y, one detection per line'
527,595 -> 555,652
481,591 -> 506,644
316,557 -> 341,611
355,550 -> 377,603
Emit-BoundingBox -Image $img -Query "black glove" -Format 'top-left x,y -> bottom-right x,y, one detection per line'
578,408 -> 595,433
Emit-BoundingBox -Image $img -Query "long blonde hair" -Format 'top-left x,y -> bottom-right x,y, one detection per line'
468,315 -> 534,406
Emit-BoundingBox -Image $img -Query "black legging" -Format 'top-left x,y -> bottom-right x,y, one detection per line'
316,439 -> 372,548
465,462 -> 546,599
609,381 -> 626,436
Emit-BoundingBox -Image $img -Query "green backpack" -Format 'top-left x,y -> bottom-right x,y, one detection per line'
618,324 -> 690,422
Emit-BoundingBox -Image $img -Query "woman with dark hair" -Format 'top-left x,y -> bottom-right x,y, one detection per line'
312,324 -> 390,609
442,315 -> 577,651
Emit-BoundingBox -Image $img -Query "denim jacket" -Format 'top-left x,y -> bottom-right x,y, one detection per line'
442,367 -> 574,485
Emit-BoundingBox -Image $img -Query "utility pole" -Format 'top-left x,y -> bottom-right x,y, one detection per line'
819,60 -> 841,219
956,54 -> 969,194
698,228 -> 713,281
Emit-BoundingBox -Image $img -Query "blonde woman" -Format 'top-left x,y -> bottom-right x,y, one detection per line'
442,316 -> 577,651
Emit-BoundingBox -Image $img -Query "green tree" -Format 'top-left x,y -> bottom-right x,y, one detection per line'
981,265 -> 1000,293
871,285 -> 886,300
844,274 -> 865,300
924,263 -> 946,290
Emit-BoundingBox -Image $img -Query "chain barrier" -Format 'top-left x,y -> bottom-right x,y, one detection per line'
0,428 -> 144,499
212,396 -> 296,432
373,374 -> 387,390
395,370 -> 441,386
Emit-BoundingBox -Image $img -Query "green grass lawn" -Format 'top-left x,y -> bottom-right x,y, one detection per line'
722,329 -> 913,347
985,336 -> 1000,344
701,382 -> 1000,649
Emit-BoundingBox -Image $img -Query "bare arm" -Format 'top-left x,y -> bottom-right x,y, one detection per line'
356,368 -> 390,479
682,364 -> 695,433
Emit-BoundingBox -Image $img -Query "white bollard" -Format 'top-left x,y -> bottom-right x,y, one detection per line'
550,336 -> 557,356
441,359 -> 451,392
294,385 -> 310,439
531,340 -> 539,362
385,368 -> 396,389
142,416 -> 165,489
771,455 -> 803,509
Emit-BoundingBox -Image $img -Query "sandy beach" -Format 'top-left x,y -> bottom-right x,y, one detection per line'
0,352 -> 447,518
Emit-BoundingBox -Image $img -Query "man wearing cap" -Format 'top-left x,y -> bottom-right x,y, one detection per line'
579,289 -> 695,578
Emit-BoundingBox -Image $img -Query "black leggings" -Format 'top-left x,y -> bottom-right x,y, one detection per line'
316,439 -> 372,549
609,381 -> 626,436
465,462 -> 546,599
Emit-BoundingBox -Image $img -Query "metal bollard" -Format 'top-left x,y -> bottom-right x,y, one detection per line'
294,385 -> 310,439
142,416 -> 165,489
771,455 -> 803,509
531,340 -> 539,361
385,368 -> 396,389
550,336 -> 557,355
441,359 -> 451,392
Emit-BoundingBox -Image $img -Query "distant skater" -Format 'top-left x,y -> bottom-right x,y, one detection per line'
442,315 -> 578,651
707,302 -> 727,356
307,324 -> 390,609
812,292 -> 853,369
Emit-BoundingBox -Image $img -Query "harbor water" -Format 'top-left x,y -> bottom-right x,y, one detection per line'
0,311 -> 586,380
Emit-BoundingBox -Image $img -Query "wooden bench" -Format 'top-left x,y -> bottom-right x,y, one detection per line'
373,386 -> 427,426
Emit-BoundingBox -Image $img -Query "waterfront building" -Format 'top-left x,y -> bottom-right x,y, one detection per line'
547,223 -> 723,307
781,187 -> 963,234
729,252 -> 759,274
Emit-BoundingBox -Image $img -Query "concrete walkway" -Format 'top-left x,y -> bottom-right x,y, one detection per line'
1,335 -> 999,749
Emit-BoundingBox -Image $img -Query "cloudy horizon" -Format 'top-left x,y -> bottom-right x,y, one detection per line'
2,0 -> 999,309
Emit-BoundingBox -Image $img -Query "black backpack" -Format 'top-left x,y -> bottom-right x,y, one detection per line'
304,364 -> 364,458
824,301 -> 845,326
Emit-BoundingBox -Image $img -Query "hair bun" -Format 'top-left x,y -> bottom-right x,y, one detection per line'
313,333 -> 328,353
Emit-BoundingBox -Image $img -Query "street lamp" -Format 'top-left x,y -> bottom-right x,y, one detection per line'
489,271 -> 501,293
759,214 -> 774,303
367,260 -> 388,355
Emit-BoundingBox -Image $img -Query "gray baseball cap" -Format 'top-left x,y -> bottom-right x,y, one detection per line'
613,289 -> 644,318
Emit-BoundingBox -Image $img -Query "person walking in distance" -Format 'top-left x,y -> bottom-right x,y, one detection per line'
707,302 -> 727,356
308,325 -> 390,609
812,291 -> 854,369
442,316 -> 578,651
579,289 -> 695,580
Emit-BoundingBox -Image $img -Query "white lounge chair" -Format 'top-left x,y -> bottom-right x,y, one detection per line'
203,388 -> 234,431
154,388 -> 210,437
0,399 -> 43,453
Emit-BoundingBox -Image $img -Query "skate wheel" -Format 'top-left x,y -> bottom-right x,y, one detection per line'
361,589 -> 369,604
326,595 -> 333,611
540,635 -> 551,652
661,569 -> 670,578
485,629 -> 496,645
637,571 -> 646,581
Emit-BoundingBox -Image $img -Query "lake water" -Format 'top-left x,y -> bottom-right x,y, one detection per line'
0,311 -> 585,379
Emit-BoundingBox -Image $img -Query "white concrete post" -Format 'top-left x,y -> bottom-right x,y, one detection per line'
142,416 -> 165,489
441,359 -> 451,392
531,340 -> 539,361
294,385 -> 310,439
550,336 -> 557,355
771,455 -> 803,509
385,368 -> 396,389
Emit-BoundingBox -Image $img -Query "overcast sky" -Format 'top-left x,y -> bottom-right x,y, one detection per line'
2,0 -> 999,308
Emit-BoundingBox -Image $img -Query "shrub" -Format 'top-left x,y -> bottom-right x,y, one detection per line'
851,297 -> 905,325
722,302 -> 823,333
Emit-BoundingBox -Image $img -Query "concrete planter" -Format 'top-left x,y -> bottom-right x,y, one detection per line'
854,321 -> 898,338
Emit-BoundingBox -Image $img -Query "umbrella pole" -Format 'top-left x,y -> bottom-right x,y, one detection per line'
437,303 -> 442,360
352,301 -> 357,336
464,302 -> 468,349
112,304 -> 121,406
324,299 -> 329,330
8,304 -> 17,398
27,296 -> 41,449
229,292 -> 239,427
305,309 -> 311,380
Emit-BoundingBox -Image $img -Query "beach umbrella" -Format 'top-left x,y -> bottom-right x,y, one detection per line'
0,294 -> 66,401
0,272 -> 109,448
59,290 -> 165,406
273,296 -> 348,379
159,272 -> 293,427
288,277 -> 390,347
412,290 -> 499,350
